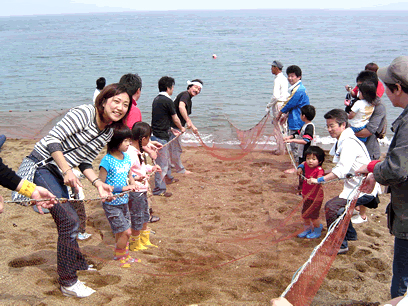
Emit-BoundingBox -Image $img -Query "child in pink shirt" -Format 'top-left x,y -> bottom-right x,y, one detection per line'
296,146 -> 325,239
127,122 -> 161,251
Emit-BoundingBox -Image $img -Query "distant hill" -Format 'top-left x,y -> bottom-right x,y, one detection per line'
361,2 -> 408,10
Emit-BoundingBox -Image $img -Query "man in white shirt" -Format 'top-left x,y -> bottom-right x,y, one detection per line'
267,60 -> 289,115
309,109 -> 380,254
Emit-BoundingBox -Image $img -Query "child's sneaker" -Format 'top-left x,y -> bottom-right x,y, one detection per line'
61,280 -> 95,298
77,232 -> 92,240
297,228 -> 312,238
306,224 -> 323,239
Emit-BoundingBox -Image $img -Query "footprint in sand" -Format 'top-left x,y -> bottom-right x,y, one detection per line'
8,255 -> 47,268
365,257 -> 388,272
236,179 -> 251,185
353,248 -> 372,259
363,228 -> 382,238
92,274 -> 121,288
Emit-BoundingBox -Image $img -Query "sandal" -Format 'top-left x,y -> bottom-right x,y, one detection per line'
149,215 -> 160,223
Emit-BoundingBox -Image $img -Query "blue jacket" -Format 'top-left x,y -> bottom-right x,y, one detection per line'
281,81 -> 310,130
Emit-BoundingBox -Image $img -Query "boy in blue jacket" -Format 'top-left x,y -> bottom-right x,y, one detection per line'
277,65 -> 310,171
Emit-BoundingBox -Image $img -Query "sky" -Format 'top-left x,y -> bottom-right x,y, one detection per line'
1,0 -> 408,16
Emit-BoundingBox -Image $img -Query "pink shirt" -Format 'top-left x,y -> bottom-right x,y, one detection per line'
126,99 -> 142,130
127,145 -> 153,192
352,81 -> 384,98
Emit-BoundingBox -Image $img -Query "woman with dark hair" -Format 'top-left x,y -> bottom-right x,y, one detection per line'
28,83 -> 131,298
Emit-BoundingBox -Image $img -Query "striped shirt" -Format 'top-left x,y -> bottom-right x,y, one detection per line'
32,104 -> 113,172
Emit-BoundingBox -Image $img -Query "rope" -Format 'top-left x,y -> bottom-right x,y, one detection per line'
280,176 -> 364,300
4,190 -> 132,205
159,129 -> 184,149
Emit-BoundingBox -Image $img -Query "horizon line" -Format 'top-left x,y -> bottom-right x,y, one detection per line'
1,7 -> 407,18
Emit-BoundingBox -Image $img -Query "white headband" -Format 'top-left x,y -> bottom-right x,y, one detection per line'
187,80 -> 203,89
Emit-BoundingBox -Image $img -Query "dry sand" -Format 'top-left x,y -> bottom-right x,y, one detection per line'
0,139 -> 393,305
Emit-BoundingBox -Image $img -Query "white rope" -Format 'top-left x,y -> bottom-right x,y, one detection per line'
280,176 -> 363,299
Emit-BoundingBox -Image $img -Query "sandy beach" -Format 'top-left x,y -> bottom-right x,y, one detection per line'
0,138 -> 393,306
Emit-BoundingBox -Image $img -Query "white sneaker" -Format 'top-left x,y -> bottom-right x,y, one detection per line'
61,280 -> 96,297
77,232 -> 92,240
351,214 -> 368,224
87,264 -> 97,271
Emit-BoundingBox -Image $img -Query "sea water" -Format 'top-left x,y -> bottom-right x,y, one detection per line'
0,9 -> 407,146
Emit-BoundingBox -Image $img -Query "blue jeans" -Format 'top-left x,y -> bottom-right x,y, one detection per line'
33,165 -> 88,286
391,237 -> 408,298
151,136 -> 172,195
325,194 -> 375,249
169,129 -> 186,173
288,129 -> 299,160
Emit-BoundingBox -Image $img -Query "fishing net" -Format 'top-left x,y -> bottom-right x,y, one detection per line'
0,109 -> 68,139
0,106 -> 361,304
282,187 -> 361,306
194,110 -> 286,161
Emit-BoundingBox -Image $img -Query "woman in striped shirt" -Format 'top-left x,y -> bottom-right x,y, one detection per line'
28,83 -> 131,298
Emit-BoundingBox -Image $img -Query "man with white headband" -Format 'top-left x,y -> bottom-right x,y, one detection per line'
169,79 -> 203,176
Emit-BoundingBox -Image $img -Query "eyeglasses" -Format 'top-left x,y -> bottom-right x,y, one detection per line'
326,124 -> 339,130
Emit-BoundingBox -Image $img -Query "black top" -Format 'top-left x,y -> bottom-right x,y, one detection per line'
151,94 -> 177,141
0,157 -> 22,191
171,91 -> 192,128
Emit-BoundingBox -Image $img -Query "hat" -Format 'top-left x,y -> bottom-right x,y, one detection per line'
270,60 -> 283,70
377,56 -> 408,88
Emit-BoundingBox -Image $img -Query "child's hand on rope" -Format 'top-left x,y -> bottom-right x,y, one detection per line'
123,185 -> 136,192
149,141 -> 162,150
134,175 -> 146,182
297,168 -> 303,177
153,165 -> 162,173
95,181 -> 113,201
308,178 -> 318,185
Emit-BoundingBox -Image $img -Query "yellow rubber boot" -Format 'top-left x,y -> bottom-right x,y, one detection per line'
129,235 -> 148,251
140,230 -> 158,248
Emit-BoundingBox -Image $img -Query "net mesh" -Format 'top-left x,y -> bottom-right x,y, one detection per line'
282,188 -> 361,306
0,109 -> 68,139
194,111 -> 286,160
0,108 -> 364,304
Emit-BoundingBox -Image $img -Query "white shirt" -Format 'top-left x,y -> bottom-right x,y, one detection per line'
330,128 -> 380,199
349,99 -> 375,128
159,91 -> 172,100
93,89 -> 100,103
271,72 -> 289,104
